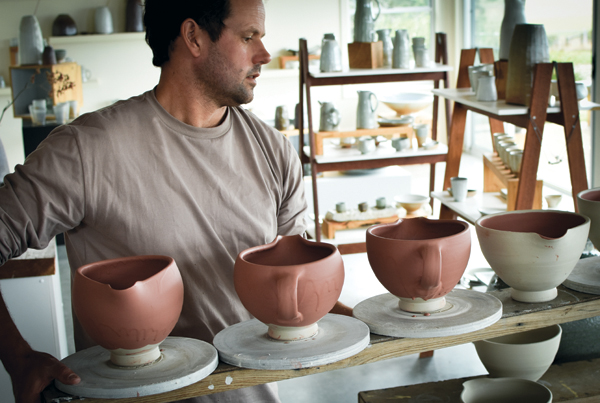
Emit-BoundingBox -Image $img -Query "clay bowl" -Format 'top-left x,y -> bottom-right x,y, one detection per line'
394,194 -> 430,213
474,324 -> 562,381
366,217 -> 471,313
72,255 -> 184,366
476,210 -> 590,303
461,378 -> 552,403
234,234 -> 344,341
379,92 -> 433,116
577,188 -> 600,249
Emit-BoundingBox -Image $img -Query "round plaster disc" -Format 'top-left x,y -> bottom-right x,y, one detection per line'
353,289 -> 503,338
563,256 -> 600,295
213,314 -> 370,370
55,337 -> 218,399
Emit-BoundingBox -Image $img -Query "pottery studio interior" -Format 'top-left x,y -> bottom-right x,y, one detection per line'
2,0 -> 600,402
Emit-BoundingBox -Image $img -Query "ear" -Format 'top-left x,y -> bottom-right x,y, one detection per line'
180,18 -> 204,58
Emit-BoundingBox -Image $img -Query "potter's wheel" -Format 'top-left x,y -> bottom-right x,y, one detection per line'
353,289 -> 502,338
563,256 -> 600,295
55,337 -> 218,399
213,313 -> 370,370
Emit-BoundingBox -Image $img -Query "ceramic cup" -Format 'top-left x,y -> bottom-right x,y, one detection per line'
234,235 -> 344,341
29,104 -> 46,126
576,188 -> 600,249
493,134 -> 514,155
375,197 -> 387,209
358,136 -> 376,154
508,149 -> 523,174
53,102 -> 69,124
474,324 -> 562,381
413,123 -> 429,147
450,177 -> 468,202
392,137 -> 410,152
476,210 -> 590,303
476,74 -> 498,102
274,105 -> 289,130
72,255 -> 184,366
336,202 -> 346,213
461,378 -> 552,403
468,64 -> 494,94
366,217 -> 471,312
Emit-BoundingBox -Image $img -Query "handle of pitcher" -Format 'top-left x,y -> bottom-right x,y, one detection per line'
370,92 -> 379,112
372,0 -> 381,21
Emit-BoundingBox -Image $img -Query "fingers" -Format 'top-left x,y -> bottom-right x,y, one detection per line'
53,360 -> 81,385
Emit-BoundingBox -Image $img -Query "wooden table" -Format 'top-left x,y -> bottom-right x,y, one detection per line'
48,284 -> 600,402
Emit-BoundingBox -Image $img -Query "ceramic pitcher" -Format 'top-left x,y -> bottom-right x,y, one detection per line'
376,29 -> 393,67
356,91 -> 378,129
320,37 -> 342,72
392,29 -> 411,69
319,101 -> 341,132
354,0 -> 381,42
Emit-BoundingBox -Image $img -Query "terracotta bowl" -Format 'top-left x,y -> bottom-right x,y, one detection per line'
234,235 -> 344,340
474,324 -> 562,381
577,188 -> 600,249
394,194 -> 430,213
72,255 -> 184,366
379,92 -> 433,116
461,378 -> 552,403
366,217 -> 471,312
476,210 -> 590,303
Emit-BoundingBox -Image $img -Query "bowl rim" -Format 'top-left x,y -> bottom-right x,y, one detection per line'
477,324 -> 562,346
367,216 -> 470,240
578,187 -> 600,201
475,209 -> 590,234
394,194 -> 430,204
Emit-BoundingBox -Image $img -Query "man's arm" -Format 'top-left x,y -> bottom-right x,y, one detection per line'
0,285 -> 80,402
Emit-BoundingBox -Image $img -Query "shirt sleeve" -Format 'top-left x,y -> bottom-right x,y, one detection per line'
0,125 -> 85,265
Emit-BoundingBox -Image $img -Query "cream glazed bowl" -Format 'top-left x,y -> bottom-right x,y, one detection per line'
473,324 -> 562,381
475,210 -> 590,303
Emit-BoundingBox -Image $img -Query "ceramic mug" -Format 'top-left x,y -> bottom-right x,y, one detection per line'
358,136 -> 376,154
414,123 -> 429,147
366,217 -> 471,312
450,176 -> 468,202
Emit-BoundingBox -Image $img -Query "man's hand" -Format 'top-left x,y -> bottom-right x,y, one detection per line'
8,349 -> 80,403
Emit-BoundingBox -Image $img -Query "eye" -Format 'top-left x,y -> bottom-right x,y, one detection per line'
243,36 -> 252,43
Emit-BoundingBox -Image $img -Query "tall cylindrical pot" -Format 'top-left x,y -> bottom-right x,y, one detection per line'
377,29 -> 393,67
126,0 -> 144,32
499,0 -> 527,60
95,6 -> 114,34
18,15 -> 44,65
505,24 -> 549,106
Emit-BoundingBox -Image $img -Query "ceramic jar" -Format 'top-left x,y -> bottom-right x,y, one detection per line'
392,29 -> 411,69
126,0 -> 144,32
366,217 -> 471,312
474,324 -> 562,381
354,0 -> 381,42
95,6 -> 114,34
505,24 -> 550,106
18,15 -> 44,65
376,29 -> 393,67
52,14 -> 78,36
476,210 -> 590,303
577,188 -> 600,249
499,0 -> 527,60
320,37 -> 343,72
72,255 -> 184,366
234,235 -> 344,340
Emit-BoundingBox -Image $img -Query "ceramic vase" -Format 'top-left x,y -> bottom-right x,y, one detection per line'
476,210 -> 590,303
95,6 -> 114,34
376,29 -> 393,67
354,0 -> 381,42
18,15 -> 44,65
126,0 -> 144,32
474,324 -> 562,381
234,235 -> 344,341
52,14 -> 78,36
366,217 -> 471,312
42,45 -> 57,65
577,188 -> 600,249
392,29 -> 411,69
499,0 -> 527,60
505,24 -> 550,106
72,255 -> 184,366
320,38 -> 343,72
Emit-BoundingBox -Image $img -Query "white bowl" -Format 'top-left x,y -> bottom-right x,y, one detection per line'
474,325 -> 562,381
379,93 -> 433,116
394,194 -> 430,213
475,210 -> 590,303
461,378 -> 552,403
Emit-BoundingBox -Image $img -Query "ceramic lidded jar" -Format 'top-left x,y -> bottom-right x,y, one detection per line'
577,188 -> 600,249
72,255 -> 184,366
476,210 -> 590,303
234,235 -> 344,341
366,217 -> 471,312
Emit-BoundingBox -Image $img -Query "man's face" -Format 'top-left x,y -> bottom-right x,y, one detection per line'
198,0 -> 271,106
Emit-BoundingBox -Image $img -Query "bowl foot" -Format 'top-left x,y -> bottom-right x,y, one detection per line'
267,323 -> 319,341
397,296 -> 446,313
109,342 -> 162,367
511,287 -> 558,303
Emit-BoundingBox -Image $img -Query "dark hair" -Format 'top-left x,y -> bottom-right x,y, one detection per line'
144,0 -> 231,67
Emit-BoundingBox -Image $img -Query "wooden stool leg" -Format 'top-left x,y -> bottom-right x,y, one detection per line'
419,351 -> 434,358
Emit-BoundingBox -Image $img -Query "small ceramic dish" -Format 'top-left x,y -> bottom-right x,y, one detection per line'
377,115 -> 414,127
394,194 -> 430,213
422,140 -> 439,150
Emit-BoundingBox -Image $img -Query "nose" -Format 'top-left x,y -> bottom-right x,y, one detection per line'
254,39 -> 271,66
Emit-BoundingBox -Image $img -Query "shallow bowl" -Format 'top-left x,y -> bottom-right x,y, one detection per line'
475,210 -> 590,303
379,92 -> 433,116
234,234 -> 344,340
474,324 -> 562,381
577,187 -> 600,249
461,378 -> 552,403
394,194 -> 430,213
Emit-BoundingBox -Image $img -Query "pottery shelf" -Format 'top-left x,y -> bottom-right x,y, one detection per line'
48,32 -> 146,46
321,215 -> 399,239
60,284 -> 600,402
313,126 -> 413,155
482,152 -> 543,211
433,47 -> 600,220
298,34 -> 452,249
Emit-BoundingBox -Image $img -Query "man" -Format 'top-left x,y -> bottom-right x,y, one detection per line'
0,1 -> 349,401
